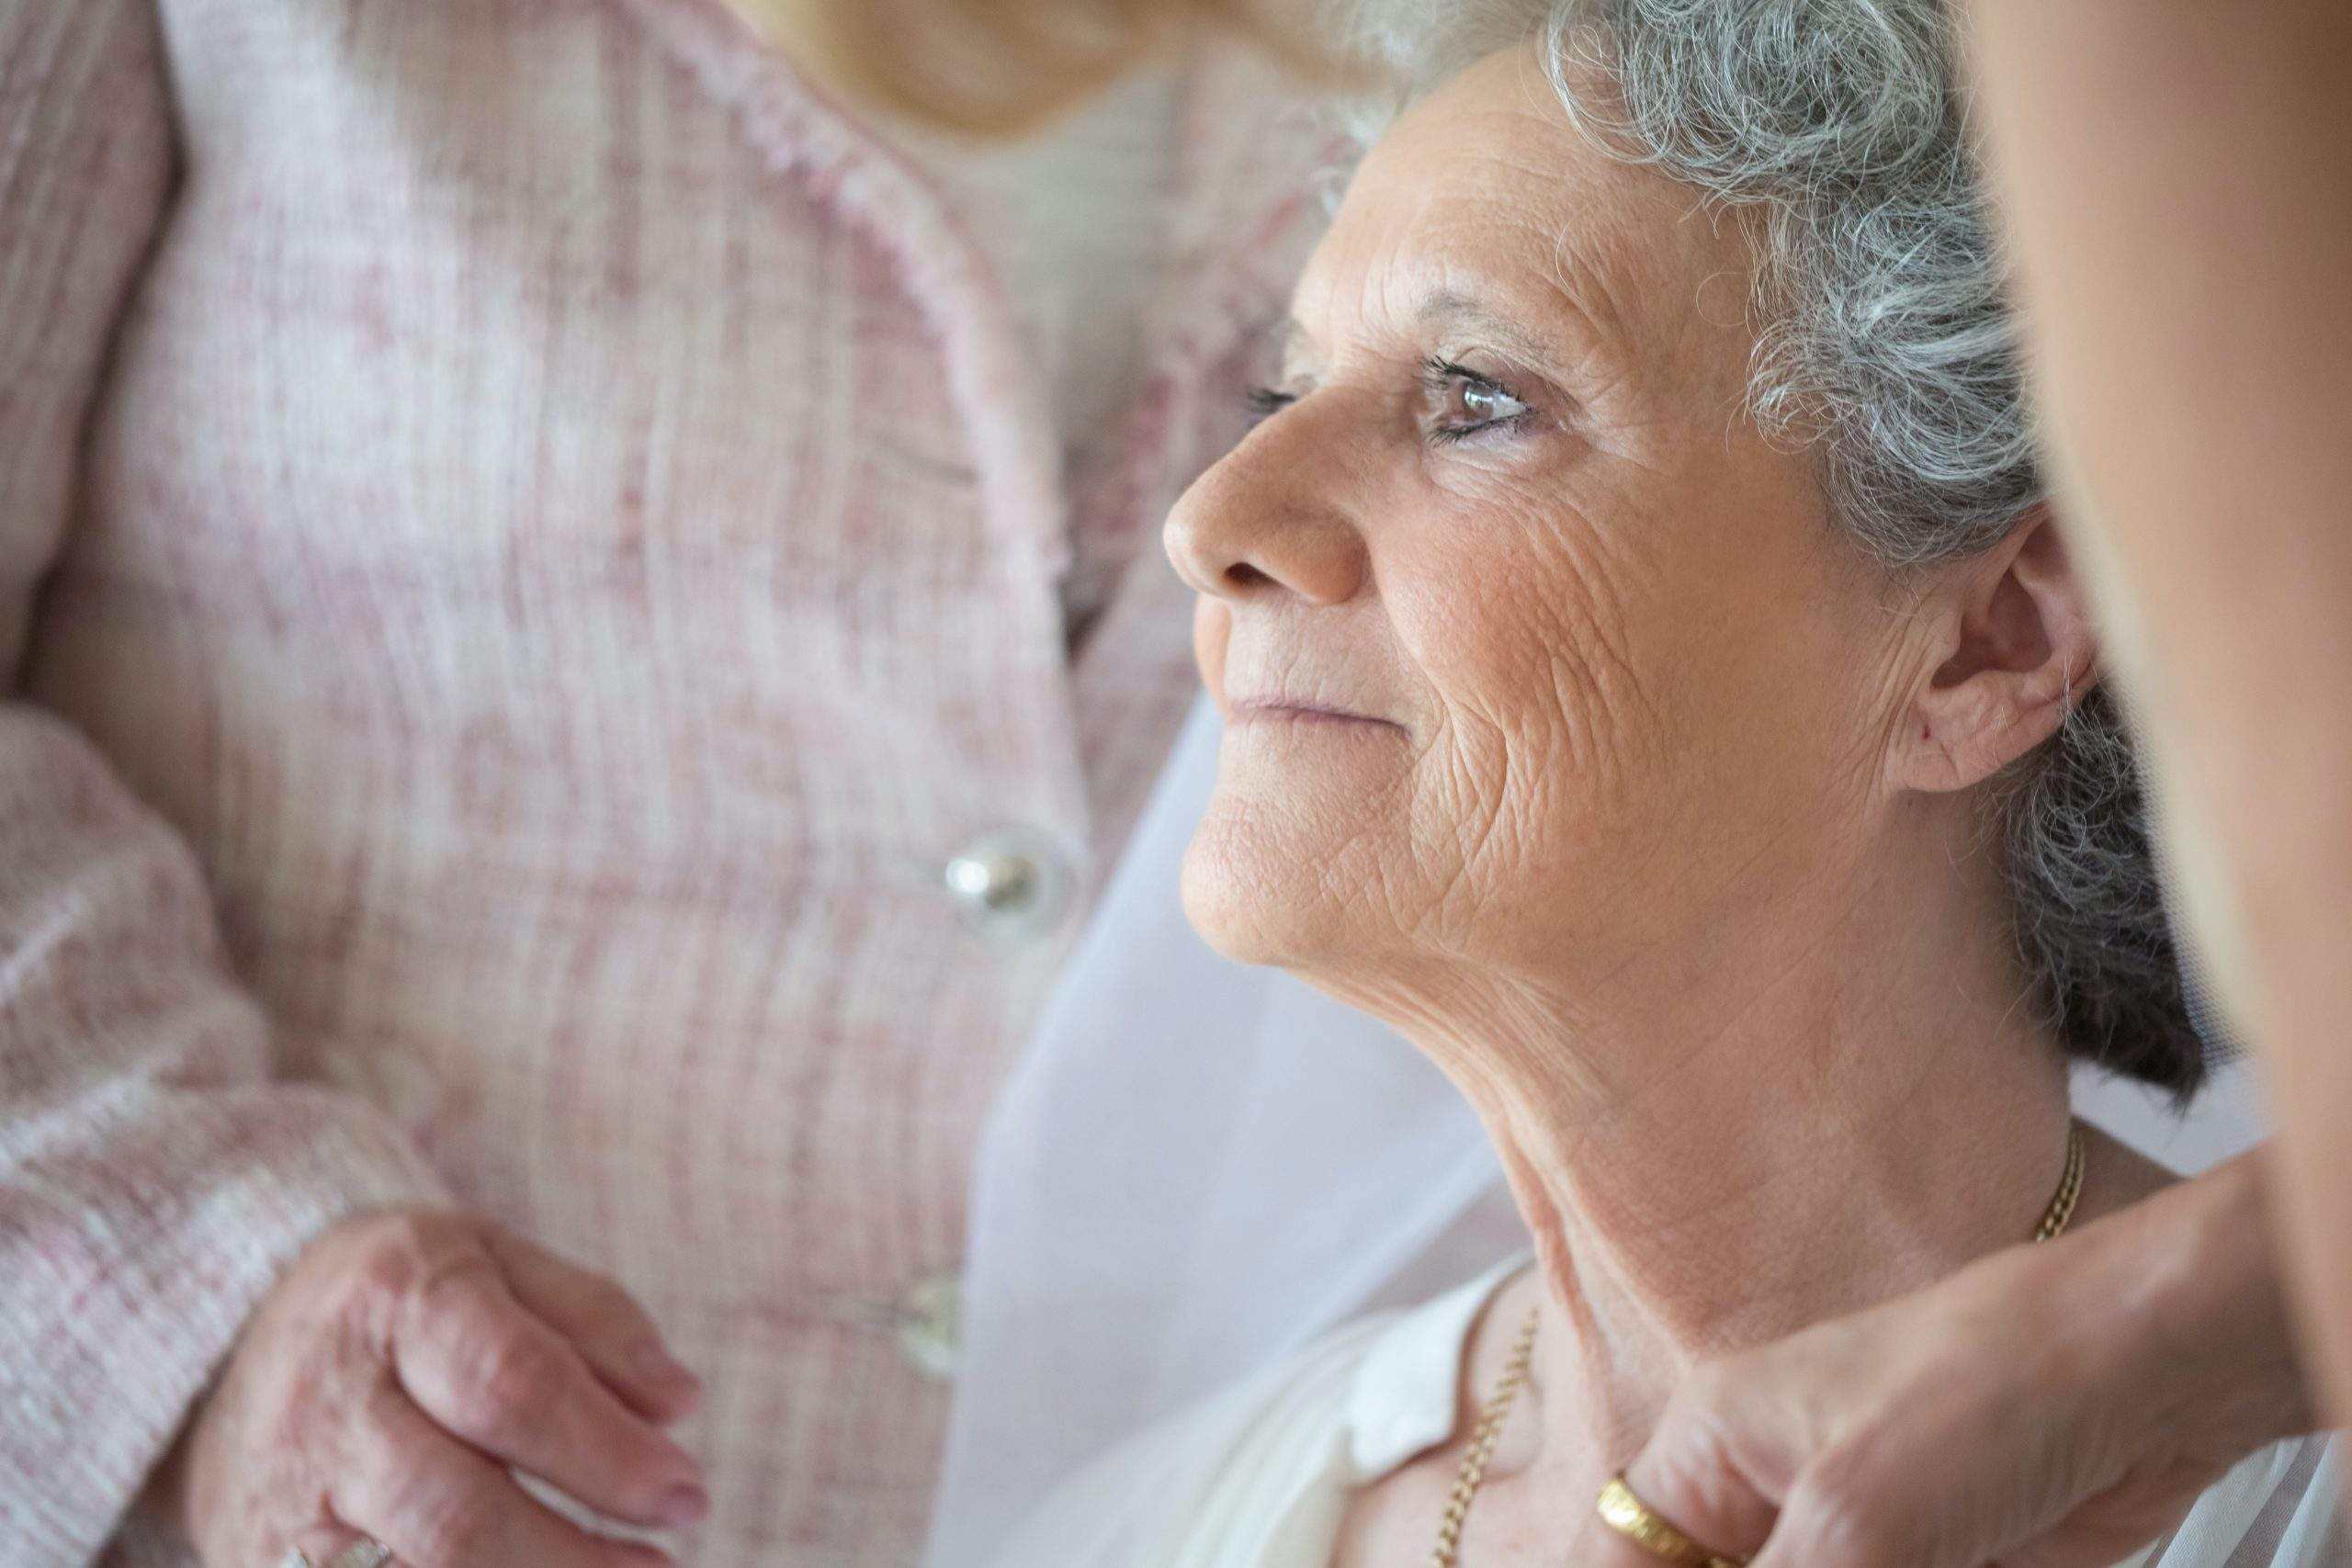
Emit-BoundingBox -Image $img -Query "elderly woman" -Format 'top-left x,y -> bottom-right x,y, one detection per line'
985,2 -> 2345,1564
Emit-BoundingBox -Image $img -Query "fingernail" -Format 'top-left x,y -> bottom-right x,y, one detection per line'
659,1483 -> 709,1529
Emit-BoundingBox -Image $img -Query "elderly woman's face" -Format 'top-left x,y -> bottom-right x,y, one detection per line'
1169,47 -> 1917,990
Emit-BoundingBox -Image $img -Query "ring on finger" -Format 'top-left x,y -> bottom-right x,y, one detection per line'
1595,1474 -> 1748,1568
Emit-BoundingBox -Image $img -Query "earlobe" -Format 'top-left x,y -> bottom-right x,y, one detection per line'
1894,511 -> 2101,795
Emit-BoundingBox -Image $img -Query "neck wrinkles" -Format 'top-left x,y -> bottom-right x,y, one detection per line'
1332,845 -> 2082,1456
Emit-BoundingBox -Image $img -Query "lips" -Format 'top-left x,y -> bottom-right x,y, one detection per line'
1227,695 -> 1402,731
1217,634 -> 1408,734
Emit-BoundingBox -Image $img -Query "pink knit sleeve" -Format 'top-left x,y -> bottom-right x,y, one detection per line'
0,4 -> 447,1561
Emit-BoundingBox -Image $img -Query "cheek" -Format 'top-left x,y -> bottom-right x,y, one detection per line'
1373,477 -> 1707,935
1193,596 -> 1231,715
1392,482 -> 1671,782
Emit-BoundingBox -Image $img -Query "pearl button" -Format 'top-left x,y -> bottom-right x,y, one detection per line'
944,829 -> 1070,940
893,1270 -> 963,1382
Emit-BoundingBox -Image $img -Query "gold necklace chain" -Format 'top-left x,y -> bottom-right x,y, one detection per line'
1430,1299 -> 1544,1568
2036,1121 -> 2088,1242
1430,1120 -> 2089,1566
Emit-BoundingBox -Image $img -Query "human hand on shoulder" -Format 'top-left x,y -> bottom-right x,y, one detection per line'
1570,1152 -> 2312,1568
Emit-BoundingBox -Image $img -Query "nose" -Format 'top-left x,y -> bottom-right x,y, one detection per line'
1164,412 -> 1370,608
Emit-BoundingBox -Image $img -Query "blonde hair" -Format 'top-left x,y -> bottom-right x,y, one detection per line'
733,0 -> 1334,136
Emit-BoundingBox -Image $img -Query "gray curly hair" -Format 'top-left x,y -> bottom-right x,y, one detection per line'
1333,0 -> 2208,1095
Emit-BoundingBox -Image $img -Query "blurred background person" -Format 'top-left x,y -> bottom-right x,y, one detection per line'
0,0 -> 1336,1562
1961,0 -> 2352,1491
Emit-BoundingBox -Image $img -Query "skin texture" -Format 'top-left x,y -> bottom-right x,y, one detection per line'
1164,42 -> 2201,1566
151,1208 -> 706,1568
1565,1148 -> 2312,1568
1961,0 -> 2352,1450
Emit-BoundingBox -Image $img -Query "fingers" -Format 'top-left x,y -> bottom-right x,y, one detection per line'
1623,1409 -> 1785,1559
1586,1404 -> 1942,1568
1568,1435 -> 1782,1568
176,1210 -> 709,1568
1569,1454 -> 1911,1568
1565,1355 -> 1792,1568
337,1382 -> 673,1568
1686,1408 -> 1965,1568
485,1228 -> 701,1423
1742,1447 -> 1935,1568
392,1254 -> 707,1531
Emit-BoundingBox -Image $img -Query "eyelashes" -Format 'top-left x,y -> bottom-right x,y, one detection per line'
1419,357 -> 1532,444
1244,385 -> 1298,423
1241,358 -> 1535,445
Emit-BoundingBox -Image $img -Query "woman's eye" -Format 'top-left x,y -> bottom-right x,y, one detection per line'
1244,385 -> 1298,424
1426,359 -> 1531,442
1456,381 -> 1525,423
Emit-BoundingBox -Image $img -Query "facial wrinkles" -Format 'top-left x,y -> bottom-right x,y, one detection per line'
1353,413 -> 1559,940
1296,107 -> 1594,374
1272,275 -> 1551,946
1191,43 -> 1862,1014
1421,522 -> 1664,961
1369,289 -> 1705,962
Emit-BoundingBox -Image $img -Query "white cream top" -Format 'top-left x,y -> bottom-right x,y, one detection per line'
989,1257 -> 2347,1568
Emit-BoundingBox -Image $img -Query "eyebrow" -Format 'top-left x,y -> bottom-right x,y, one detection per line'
1412,291 -> 1566,363
1274,288 -> 1589,376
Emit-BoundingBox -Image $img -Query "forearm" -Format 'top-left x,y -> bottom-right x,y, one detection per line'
1962,0 -> 2352,1427
0,706 -> 447,1562
1,7 -> 447,1555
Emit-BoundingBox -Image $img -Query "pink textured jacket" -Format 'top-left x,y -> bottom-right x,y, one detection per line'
0,1 -> 1320,1562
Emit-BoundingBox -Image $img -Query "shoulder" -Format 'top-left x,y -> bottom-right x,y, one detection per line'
988,1259 -> 1526,1568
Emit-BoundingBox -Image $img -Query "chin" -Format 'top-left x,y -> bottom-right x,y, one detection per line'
1180,792 -> 1358,971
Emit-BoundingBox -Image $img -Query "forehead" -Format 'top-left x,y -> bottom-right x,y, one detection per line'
1295,45 -> 1751,364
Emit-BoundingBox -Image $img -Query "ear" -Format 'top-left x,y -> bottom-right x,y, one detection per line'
1893,508 -> 2101,795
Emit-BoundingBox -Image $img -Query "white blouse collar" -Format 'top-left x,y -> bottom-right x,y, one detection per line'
1342,1253 -> 1532,1481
